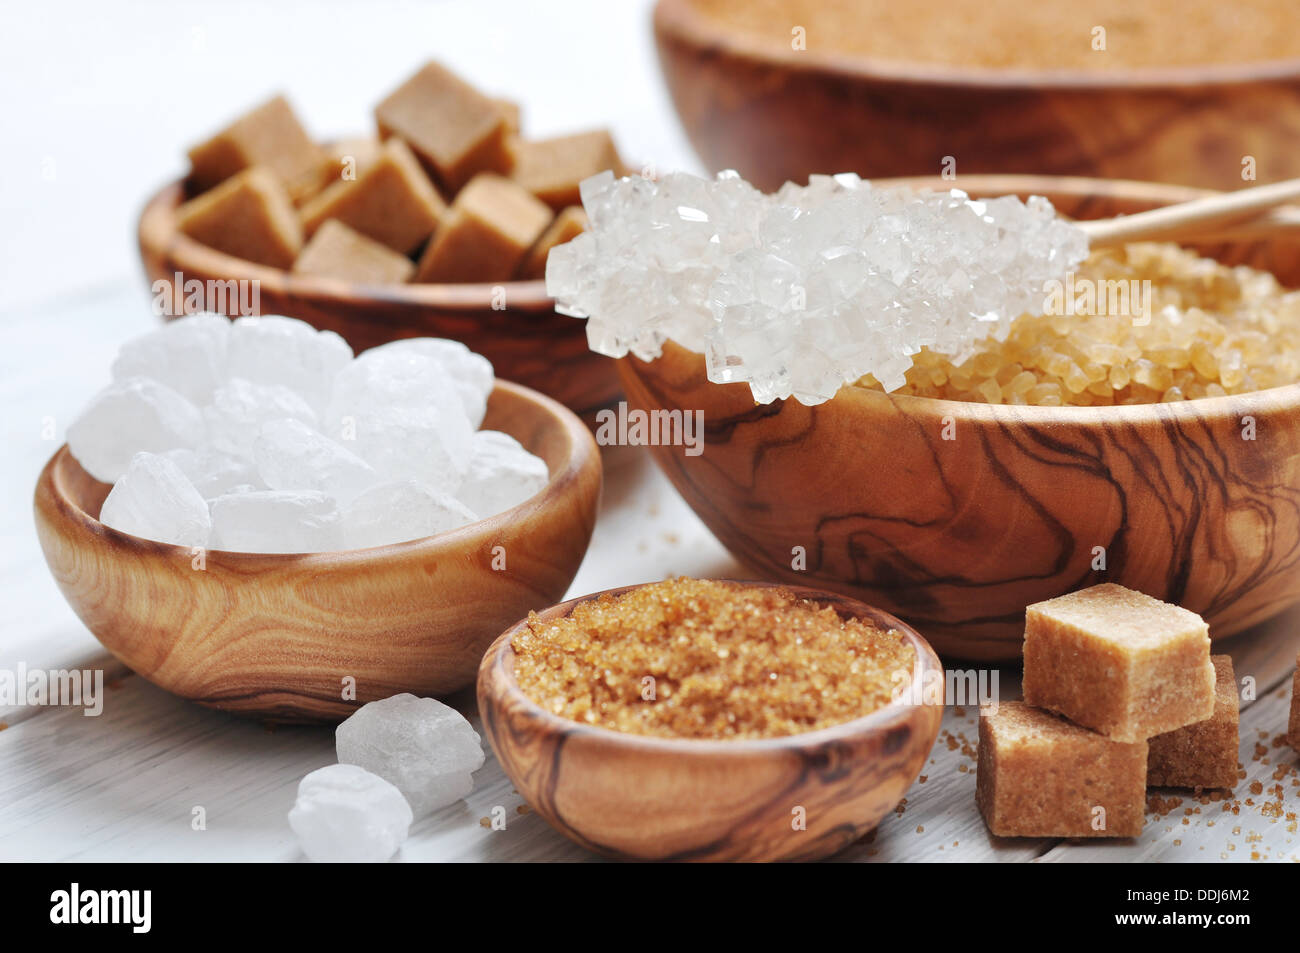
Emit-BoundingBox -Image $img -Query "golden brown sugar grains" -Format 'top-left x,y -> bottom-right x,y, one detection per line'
510,578 -> 915,740
691,0 -> 1300,70
857,243 -> 1300,405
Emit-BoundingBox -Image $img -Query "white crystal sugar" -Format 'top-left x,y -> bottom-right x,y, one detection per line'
288,763 -> 413,863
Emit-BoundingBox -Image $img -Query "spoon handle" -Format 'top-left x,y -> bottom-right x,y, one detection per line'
1080,178 -> 1300,248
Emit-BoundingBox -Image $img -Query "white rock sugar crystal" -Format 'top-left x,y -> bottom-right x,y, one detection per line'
64,310 -> 515,552
205,377 -> 319,460
363,338 -> 495,428
289,763 -> 413,863
227,315 -> 352,411
336,693 -> 486,817
342,480 -> 476,549
456,431 -> 549,518
99,452 -> 211,548
253,418 -> 378,505
66,377 -> 203,483
209,489 -> 342,553
111,312 -> 230,405
547,170 -> 1090,404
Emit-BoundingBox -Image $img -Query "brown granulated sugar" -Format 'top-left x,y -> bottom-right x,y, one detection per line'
511,578 -> 915,740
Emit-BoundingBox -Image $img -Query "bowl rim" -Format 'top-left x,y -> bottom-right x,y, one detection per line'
634,172 -> 1300,422
138,178 -> 554,312
654,0 -> 1300,91
39,378 -> 600,565
479,579 -> 946,754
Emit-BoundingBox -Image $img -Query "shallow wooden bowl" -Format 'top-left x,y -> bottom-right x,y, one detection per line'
138,179 -> 620,420
653,0 -> 1300,191
33,381 -> 602,723
617,175 -> 1300,660
478,581 -> 943,862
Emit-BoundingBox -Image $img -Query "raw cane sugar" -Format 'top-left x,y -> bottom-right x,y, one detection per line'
176,167 -> 303,269
1147,655 -> 1240,790
293,220 -> 415,285
415,174 -> 553,283
374,60 -> 513,192
300,139 -> 446,255
519,206 -> 587,279
510,577 -> 915,740
976,702 -> 1147,838
1022,584 -> 1215,743
510,129 -> 624,211
187,95 -> 324,203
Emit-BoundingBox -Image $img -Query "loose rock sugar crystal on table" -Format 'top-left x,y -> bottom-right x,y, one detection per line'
546,170 -> 1088,404
66,313 -> 549,553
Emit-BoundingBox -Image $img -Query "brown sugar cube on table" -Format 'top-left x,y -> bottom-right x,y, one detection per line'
292,219 -> 415,285
374,61 -> 513,192
511,130 -> 624,211
1022,583 -> 1215,743
518,205 -> 587,279
1147,655 -> 1240,790
976,702 -> 1147,838
416,174 -> 552,283
187,95 -> 324,203
176,167 -> 302,269
299,139 -> 446,255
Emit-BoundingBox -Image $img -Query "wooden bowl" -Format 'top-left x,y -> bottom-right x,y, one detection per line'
33,381 -> 602,723
617,175 -> 1300,660
478,581 -> 943,862
138,179 -> 620,420
653,0 -> 1300,191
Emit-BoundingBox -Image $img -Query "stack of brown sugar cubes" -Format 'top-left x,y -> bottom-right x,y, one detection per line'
175,61 -> 622,283
977,584 -> 1239,839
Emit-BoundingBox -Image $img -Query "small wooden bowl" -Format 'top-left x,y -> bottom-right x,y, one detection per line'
617,175 -> 1300,660
478,582 -> 943,862
33,381 -> 602,723
138,179 -> 620,420
653,0 -> 1300,191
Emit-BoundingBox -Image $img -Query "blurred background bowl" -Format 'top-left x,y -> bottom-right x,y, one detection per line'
138,179 -> 620,421
617,174 -> 1300,659
33,380 -> 603,723
653,0 -> 1300,191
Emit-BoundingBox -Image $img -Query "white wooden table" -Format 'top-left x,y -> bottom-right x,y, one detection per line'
2,0 -> 1297,864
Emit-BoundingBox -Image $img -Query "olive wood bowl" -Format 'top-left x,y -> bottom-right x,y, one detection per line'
617,175 -> 1300,660
138,179 -> 620,420
33,380 -> 602,723
653,0 -> 1300,191
477,581 -> 944,862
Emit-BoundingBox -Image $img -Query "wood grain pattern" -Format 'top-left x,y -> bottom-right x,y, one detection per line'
477,582 -> 944,861
138,180 -> 621,421
616,176 -> 1300,660
31,381 -> 603,723
653,0 -> 1300,191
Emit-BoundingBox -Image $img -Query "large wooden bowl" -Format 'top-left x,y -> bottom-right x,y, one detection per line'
478,581 -> 943,862
138,179 -> 620,420
33,381 -> 602,723
617,175 -> 1300,660
653,0 -> 1300,191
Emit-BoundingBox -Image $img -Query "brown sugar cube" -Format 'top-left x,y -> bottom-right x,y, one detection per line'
187,95 -> 324,203
494,99 -> 522,136
1147,655 -> 1240,790
976,702 -> 1147,838
292,219 -> 415,285
518,206 -> 587,279
299,139 -> 446,255
176,167 -> 302,269
510,130 -> 624,211
1022,584 -> 1215,743
309,137 -> 384,197
415,174 -> 552,283
1290,655 -> 1299,752
374,61 -> 512,193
